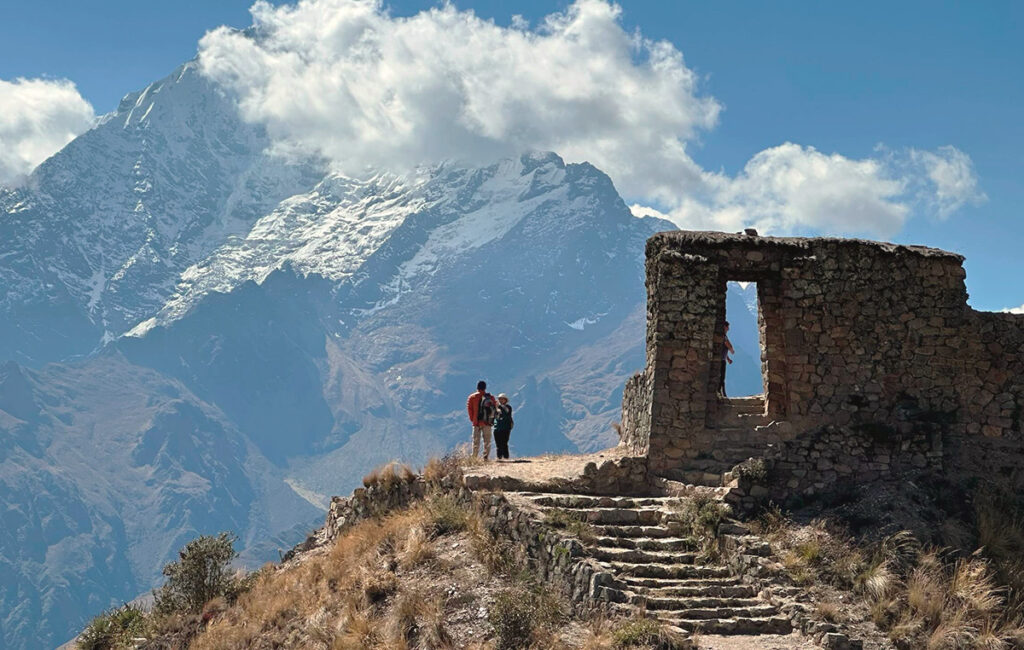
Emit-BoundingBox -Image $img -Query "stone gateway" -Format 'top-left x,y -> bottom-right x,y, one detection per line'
620,231 -> 1024,492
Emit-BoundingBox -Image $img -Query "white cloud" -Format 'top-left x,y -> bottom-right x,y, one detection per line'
0,77 -> 95,186
199,0 -> 982,238
910,145 -> 987,218
1003,304 -> 1024,315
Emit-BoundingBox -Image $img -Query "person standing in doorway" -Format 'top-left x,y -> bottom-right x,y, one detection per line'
493,393 -> 514,460
720,321 -> 735,396
466,380 -> 496,460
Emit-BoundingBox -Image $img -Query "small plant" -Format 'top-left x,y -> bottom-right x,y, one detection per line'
425,494 -> 469,536
361,566 -> 398,604
489,588 -> 536,650
814,600 -> 843,623
397,525 -> 436,569
469,514 -> 516,575
78,603 -> 148,650
670,493 -> 731,557
362,461 -> 417,489
610,617 -> 688,649
423,453 -> 464,485
153,532 -> 245,615
735,457 -> 768,483
545,508 -> 598,544
751,503 -> 786,537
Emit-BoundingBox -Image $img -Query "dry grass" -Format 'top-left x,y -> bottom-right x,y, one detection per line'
188,505 -> 458,650
576,615 -> 690,649
762,510 -> 1024,649
182,496 -> 633,650
814,600 -> 843,624
362,461 -> 418,489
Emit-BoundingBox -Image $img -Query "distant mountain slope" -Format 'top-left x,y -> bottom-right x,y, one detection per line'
0,357 -> 320,649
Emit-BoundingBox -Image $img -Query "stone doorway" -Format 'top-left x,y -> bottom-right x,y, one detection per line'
708,273 -> 788,427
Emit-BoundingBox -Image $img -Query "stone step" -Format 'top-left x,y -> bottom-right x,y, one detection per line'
638,583 -> 759,599
592,535 -> 697,551
721,397 -> 765,410
528,494 -> 678,509
587,546 -> 697,565
604,561 -> 731,579
629,594 -> 765,611
594,525 -> 676,539
533,503 -> 668,526
577,508 -> 664,526
655,604 -> 778,620
666,469 -> 729,487
661,615 -> 792,635
716,413 -> 771,428
617,575 -> 744,590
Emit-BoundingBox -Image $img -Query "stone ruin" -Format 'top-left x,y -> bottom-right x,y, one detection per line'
619,230 -> 1024,499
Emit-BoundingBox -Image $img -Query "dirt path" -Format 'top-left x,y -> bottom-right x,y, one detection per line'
697,633 -> 817,649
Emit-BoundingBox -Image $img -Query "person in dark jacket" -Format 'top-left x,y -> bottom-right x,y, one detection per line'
493,393 -> 514,460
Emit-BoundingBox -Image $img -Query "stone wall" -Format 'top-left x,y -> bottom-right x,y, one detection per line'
619,369 -> 652,455
725,424 -> 944,513
620,231 -> 1024,478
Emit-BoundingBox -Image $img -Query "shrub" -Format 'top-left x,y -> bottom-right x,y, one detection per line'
488,585 -> 566,650
153,532 -> 245,615
363,461 -> 417,489
735,457 -> 768,483
78,603 -> 148,650
671,493 -> 731,558
545,508 -> 598,544
490,589 -> 536,650
425,494 -> 470,537
611,617 -> 688,649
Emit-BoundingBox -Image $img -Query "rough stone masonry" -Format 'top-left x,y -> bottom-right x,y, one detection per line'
620,231 -> 1024,490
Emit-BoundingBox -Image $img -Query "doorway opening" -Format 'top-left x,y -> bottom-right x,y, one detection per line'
723,281 -> 765,398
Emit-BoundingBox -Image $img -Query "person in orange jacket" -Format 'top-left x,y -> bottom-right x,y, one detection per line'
466,380 -> 497,460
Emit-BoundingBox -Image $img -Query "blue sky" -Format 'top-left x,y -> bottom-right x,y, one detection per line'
1,0 -> 1021,311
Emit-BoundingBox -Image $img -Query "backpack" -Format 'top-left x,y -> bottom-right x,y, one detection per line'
477,393 -> 497,424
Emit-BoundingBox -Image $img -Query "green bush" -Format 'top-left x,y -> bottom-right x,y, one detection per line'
673,493 -> 730,539
489,589 -> 535,650
612,617 -> 688,649
488,586 -> 566,650
735,457 -> 768,483
425,494 -> 469,537
78,603 -> 148,650
545,508 -> 597,543
153,532 -> 245,615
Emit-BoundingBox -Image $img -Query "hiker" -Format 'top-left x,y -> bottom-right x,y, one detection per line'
493,393 -> 514,460
466,380 -> 496,460
720,320 -> 735,397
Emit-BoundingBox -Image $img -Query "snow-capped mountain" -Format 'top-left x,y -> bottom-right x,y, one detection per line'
0,59 -> 685,648
0,62 -> 322,364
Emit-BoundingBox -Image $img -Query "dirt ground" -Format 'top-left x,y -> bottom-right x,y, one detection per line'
696,633 -> 817,649
462,449 -> 628,485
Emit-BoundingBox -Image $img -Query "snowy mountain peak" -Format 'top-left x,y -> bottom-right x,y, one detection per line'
127,150 -> 625,335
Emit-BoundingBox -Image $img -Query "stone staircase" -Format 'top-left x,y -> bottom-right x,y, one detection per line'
508,492 -> 792,636
670,396 -> 788,487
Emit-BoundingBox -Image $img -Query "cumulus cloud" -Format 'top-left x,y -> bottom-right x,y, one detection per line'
0,77 -> 95,186
910,145 -> 987,218
198,0 -> 982,237
1003,304 -> 1024,315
